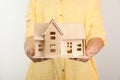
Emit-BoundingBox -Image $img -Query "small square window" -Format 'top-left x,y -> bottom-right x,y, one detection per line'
77,48 -> 81,51
50,32 -> 56,35
67,49 -> 72,53
50,49 -> 56,52
39,49 -> 43,51
50,36 -> 55,40
77,44 -> 81,47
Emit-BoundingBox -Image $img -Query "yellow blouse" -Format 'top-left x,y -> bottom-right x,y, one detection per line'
25,0 -> 106,80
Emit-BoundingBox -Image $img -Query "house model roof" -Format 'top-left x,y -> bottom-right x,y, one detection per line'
34,19 -> 85,40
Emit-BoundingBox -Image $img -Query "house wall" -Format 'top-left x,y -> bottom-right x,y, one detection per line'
61,39 -> 83,57
34,40 -> 44,57
44,23 -> 61,58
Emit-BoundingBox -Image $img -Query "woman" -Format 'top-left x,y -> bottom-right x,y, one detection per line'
24,0 -> 106,80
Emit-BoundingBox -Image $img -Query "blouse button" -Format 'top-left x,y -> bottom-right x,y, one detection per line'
60,14 -> 63,17
62,69 -> 64,72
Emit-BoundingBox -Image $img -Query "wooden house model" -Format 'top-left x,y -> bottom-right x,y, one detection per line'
33,19 -> 86,58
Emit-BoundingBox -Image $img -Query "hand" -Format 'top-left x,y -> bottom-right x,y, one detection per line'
70,38 -> 104,62
24,36 -> 50,62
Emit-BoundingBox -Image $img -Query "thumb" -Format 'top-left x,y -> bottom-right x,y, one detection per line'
85,48 -> 89,56
85,48 -> 95,59
29,49 -> 35,56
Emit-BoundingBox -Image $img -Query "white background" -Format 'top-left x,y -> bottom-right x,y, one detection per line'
0,0 -> 120,80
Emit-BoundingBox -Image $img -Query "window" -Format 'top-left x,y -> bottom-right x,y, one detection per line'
39,49 -> 43,51
77,44 -> 81,47
50,49 -> 56,52
50,44 -> 56,53
50,32 -> 56,35
67,42 -> 72,54
50,36 -> 56,40
77,48 -> 81,51
67,48 -> 72,53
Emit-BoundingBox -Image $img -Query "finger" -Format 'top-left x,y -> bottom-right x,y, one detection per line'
69,58 -> 78,60
43,58 -> 50,60
78,58 -> 89,62
26,48 -> 32,57
69,56 -> 88,62
26,49 -> 31,58
85,51 -> 94,60
33,58 -> 51,62
26,49 -> 38,62
85,46 -> 96,58
77,58 -> 88,62
29,49 -> 35,56
29,57 -> 42,62
26,49 -> 51,62
85,49 -> 89,56
37,58 -> 51,61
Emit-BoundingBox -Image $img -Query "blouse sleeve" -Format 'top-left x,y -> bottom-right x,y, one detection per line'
86,0 -> 106,45
25,0 -> 36,39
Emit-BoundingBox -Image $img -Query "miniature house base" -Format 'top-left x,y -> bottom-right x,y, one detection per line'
33,19 -> 86,58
